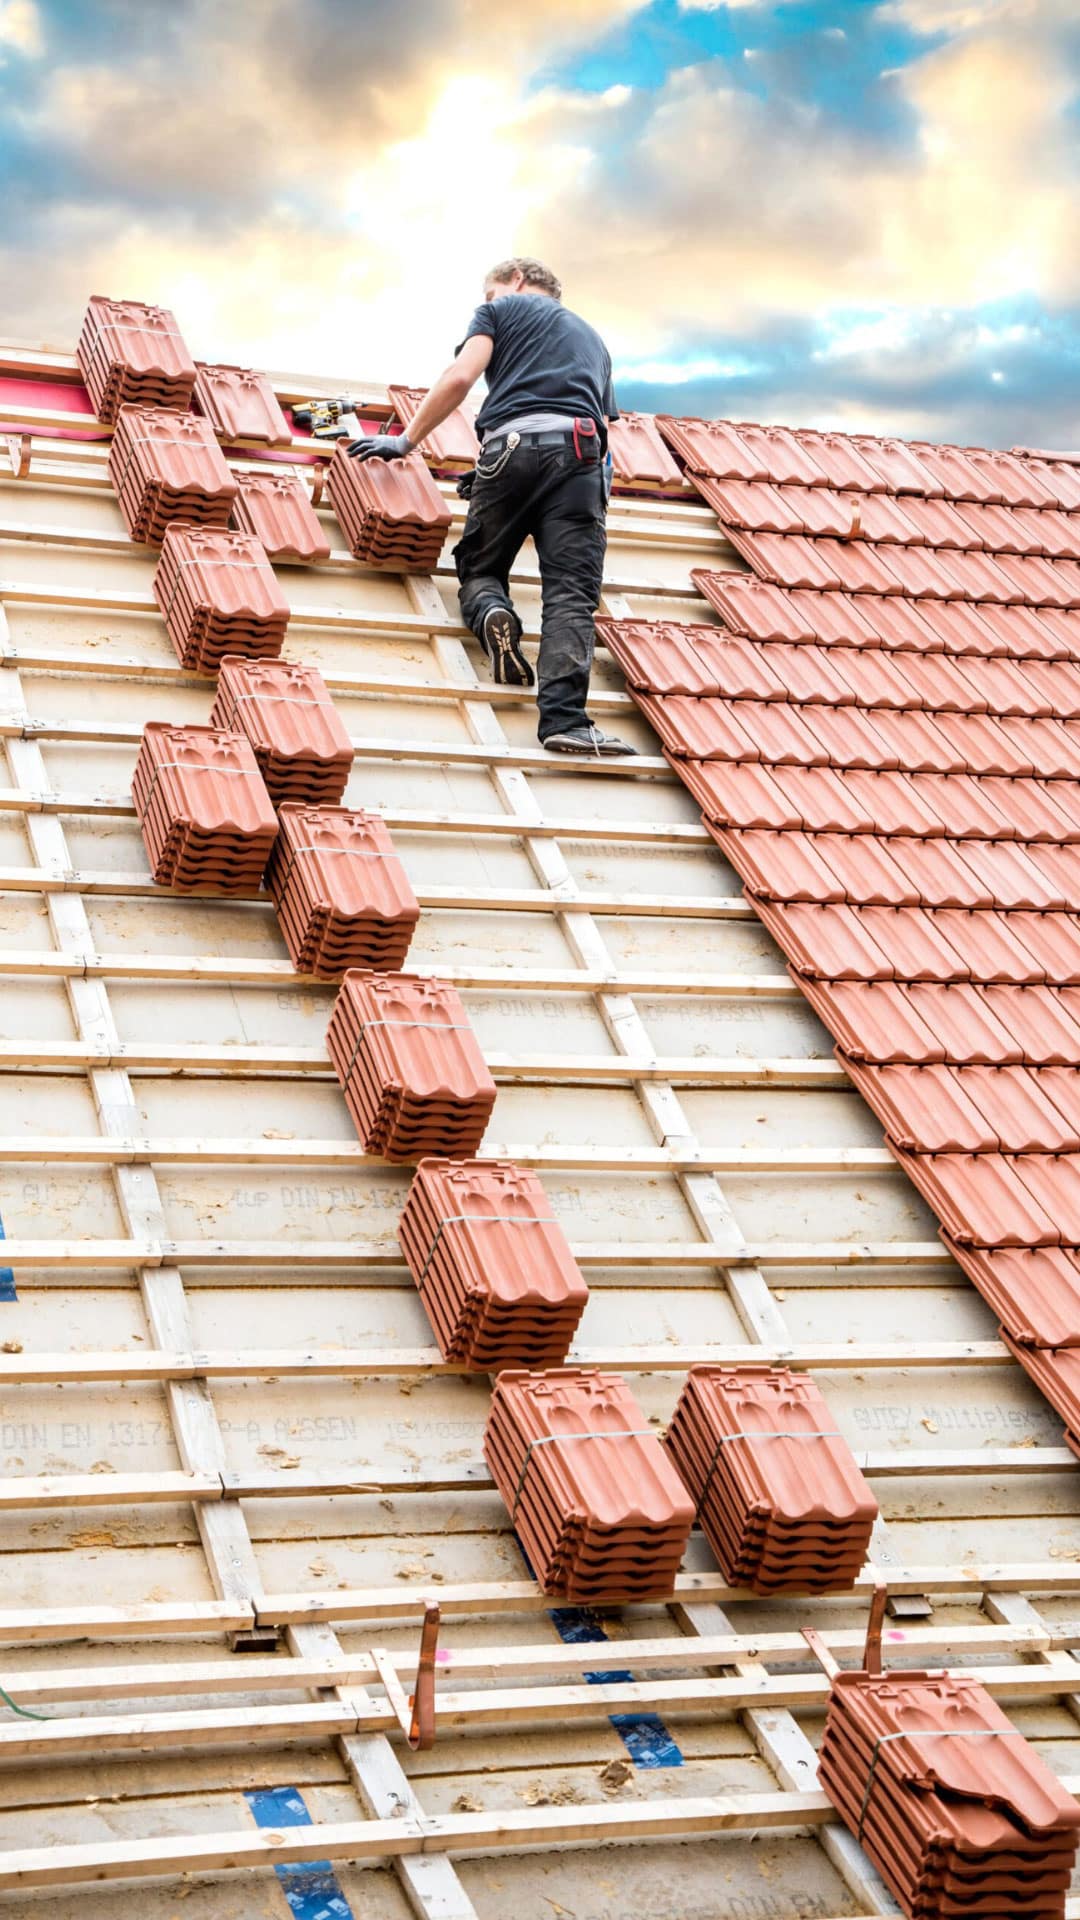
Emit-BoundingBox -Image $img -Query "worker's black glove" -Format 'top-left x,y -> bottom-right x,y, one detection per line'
456,469 -> 476,500
347,433 -> 412,461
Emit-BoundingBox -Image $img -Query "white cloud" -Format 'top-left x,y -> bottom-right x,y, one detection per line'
0,0 -> 42,55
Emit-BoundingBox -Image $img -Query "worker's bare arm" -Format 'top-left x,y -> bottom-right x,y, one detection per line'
403,337 -> 493,449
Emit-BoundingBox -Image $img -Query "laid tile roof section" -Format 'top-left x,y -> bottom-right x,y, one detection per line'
614,416 -> 1080,1425
153,525 -> 289,671
484,1367 -> 693,1601
108,404 -> 237,545
664,1365 -> 877,1594
325,970 -> 496,1161
819,1666 -> 1080,1914
265,804 -> 419,979
132,722 -> 277,894
78,295 -> 196,423
210,658 -> 353,806
192,363 -> 293,447
230,468 -> 331,563
326,442 -> 452,570
398,1158 -> 588,1369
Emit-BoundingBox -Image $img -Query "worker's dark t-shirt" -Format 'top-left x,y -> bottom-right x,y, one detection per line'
456,293 -> 618,439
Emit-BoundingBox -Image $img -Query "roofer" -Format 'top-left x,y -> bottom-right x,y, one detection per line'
348,256 -> 635,757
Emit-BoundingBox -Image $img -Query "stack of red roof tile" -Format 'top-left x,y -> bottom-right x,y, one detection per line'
192,363 -> 293,446
78,296 -> 196,423
484,1368 -> 693,1600
108,404 -> 237,544
209,658 -> 353,806
132,722 -> 277,894
664,1365 -> 876,1592
387,385 -> 479,467
265,804 -> 419,978
819,1668 -> 1080,1918
609,414 -> 1080,1447
153,526 -> 289,670
230,469 -> 331,563
398,1158 -> 588,1368
326,443 -> 452,569
325,970 -> 496,1161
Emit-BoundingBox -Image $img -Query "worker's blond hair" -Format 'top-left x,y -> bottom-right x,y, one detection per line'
486,257 -> 562,300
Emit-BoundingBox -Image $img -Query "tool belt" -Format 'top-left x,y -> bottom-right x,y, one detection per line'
480,416 -> 602,462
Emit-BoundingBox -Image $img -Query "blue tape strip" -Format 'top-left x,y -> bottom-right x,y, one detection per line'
0,1210 -> 14,1301
548,1604 -> 684,1769
245,1787 -> 355,1919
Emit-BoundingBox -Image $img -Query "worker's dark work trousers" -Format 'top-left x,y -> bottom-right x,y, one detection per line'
453,439 -> 607,741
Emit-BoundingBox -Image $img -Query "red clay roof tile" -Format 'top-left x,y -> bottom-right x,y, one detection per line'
679,758 -> 806,830
266,804 -> 419,979
705,478 -> 860,538
192,363 -> 293,446
708,826 -> 850,901
132,721 -> 277,894
805,981 -> 951,1061
975,447 -> 1061,508
78,294 -> 196,423
723,527 -> 847,591
851,1062 -> 1080,1153
108,404 -> 237,546
1002,913 -> 1080,984
230,468 -> 332,563
848,435 -> 947,495
665,1365 -> 876,1592
928,908 -> 1048,983
398,1159 -> 587,1371
1035,460 -> 1080,510
891,1148 -> 1063,1244
795,430 -> 887,492
597,618 -> 786,696
606,410 -> 684,487
326,970 -> 496,1162
843,490 -> 926,544
951,1243 -> 1080,1346
152,524 -> 289,672
656,415 -> 770,479
906,439 -> 989,500
943,837 -> 1067,910
752,900 -> 896,978
209,657 -> 353,806
642,697 -> 777,762
387,385 -> 479,466
691,570 -> 819,641
983,658 -> 1080,715
843,1061 -> 1002,1152
326,443 -> 452,570
785,767 -> 916,835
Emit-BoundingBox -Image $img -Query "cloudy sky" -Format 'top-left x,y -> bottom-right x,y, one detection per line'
1,0 -> 1078,446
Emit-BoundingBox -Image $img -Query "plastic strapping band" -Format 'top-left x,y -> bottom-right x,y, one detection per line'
225,692 -> 329,707
855,1727 -> 1025,1842
510,1428 -> 656,1524
136,758 -> 265,826
339,1017 -> 474,1095
110,433 -> 214,499
696,1428 -> 843,1522
414,1213 -> 559,1293
272,841 -> 389,908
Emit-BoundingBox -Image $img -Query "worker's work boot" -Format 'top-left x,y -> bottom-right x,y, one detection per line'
542,724 -> 638,757
480,607 -> 533,688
